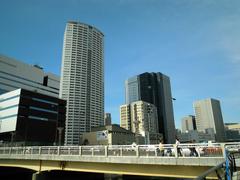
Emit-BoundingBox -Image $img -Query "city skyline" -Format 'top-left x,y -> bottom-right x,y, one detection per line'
0,0 -> 239,128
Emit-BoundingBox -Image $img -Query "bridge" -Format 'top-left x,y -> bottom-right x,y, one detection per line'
0,143 -> 239,179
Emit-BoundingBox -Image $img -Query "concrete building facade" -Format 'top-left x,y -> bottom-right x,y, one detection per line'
125,72 -> 175,143
80,124 -> 136,145
0,55 -> 60,97
60,21 -> 104,145
120,104 -> 131,131
120,101 -> 161,144
181,115 -> 196,132
193,98 -> 226,142
130,101 -> 159,136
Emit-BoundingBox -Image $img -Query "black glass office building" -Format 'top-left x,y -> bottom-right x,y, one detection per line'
125,72 -> 176,143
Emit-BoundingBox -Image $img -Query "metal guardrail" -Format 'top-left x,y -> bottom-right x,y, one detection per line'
195,161 -> 226,180
0,142 -> 239,158
196,147 -> 240,180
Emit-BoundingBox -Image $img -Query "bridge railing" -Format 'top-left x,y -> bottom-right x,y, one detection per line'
0,143 -> 239,158
196,148 -> 240,179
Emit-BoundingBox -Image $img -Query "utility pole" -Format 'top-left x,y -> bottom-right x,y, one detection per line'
133,117 -> 140,144
146,104 -> 152,145
10,131 -> 15,146
57,127 -> 64,146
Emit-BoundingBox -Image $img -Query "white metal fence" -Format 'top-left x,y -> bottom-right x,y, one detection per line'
0,143 -> 239,158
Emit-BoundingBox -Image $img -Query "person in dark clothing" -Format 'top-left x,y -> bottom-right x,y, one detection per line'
190,139 -> 198,157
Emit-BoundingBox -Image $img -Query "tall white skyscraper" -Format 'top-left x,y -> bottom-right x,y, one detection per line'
193,98 -> 226,142
60,21 -> 104,145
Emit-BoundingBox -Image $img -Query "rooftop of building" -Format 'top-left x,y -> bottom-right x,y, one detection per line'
0,54 -> 59,78
0,88 -> 66,103
91,124 -> 134,134
67,21 -> 104,36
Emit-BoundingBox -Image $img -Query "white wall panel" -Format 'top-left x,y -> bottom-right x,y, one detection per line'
0,89 -> 21,100
0,117 -> 17,133
0,107 -> 19,118
0,97 -> 20,108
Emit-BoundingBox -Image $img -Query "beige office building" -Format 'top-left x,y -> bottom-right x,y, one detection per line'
130,101 -> 158,136
193,98 -> 226,142
120,104 -> 131,131
120,101 -> 160,144
181,115 -> 196,132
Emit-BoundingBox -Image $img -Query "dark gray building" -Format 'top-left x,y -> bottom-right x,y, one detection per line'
0,89 -> 66,146
104,113 -> 112,126
125,72 -> 176,143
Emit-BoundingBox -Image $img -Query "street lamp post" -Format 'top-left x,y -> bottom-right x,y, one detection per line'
55,102 -> 64,146
57,127 -> 64,146
133,117 -> 140,144
145,104 -> 152,145
10,131 -> 15,146
146,113 -> 151,145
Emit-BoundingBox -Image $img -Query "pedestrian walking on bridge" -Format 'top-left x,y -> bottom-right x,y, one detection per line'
159,140 -> 164,156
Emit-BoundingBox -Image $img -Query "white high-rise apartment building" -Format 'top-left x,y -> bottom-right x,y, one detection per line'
0,55 -> 59,97
193,98 -> 226,142
60,21 -> 104,145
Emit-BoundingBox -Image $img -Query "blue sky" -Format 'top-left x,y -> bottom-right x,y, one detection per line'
0,0 -> 239,128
